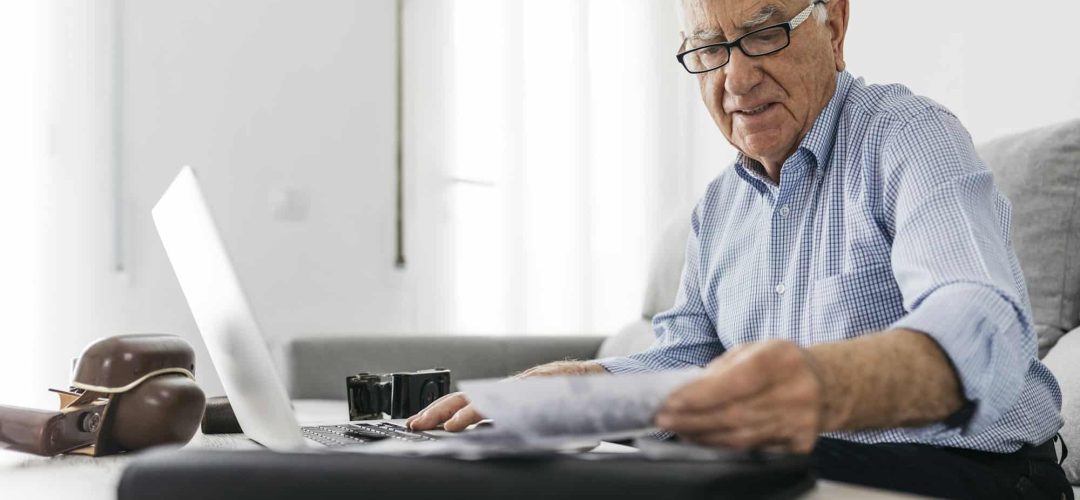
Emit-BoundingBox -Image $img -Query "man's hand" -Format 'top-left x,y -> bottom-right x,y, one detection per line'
654,330 -> 964,453
655,340 -> 826,453
405,360 -> 608,432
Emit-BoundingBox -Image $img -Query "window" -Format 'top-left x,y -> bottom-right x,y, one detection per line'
431,0 -> 705,334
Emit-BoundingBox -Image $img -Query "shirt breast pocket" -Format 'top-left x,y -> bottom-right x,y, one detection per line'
810,264 -> 906,342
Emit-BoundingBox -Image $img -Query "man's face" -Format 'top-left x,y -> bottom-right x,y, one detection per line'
683,0 -> 846,169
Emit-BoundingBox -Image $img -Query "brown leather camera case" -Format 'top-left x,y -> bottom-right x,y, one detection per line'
0,334 -> 206,457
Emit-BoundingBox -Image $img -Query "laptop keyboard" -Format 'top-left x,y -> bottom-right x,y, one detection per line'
301,421 -> 437,448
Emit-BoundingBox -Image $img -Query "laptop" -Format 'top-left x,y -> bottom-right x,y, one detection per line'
152,166 -> 443,451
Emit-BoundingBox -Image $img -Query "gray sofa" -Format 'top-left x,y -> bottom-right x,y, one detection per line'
284,118 -> 1080,491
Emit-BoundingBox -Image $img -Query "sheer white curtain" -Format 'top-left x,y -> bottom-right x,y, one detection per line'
0,1 -> 119,407
407,0 -> 717,335
0,1 -> 47,406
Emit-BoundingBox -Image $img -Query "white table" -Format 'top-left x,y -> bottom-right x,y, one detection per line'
0,400 -> 919,500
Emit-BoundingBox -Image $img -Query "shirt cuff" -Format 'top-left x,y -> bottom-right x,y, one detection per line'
596,356 -> 657,374
891,282 -> 1031,436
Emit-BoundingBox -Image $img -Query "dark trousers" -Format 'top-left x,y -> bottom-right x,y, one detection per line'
812,437 -> 1073,499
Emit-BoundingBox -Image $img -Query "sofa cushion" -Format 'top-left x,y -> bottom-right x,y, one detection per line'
1043,327 -> 1080,484
282,335 -> 605,399
977,119 -> 1080,357
641,207 -> 693,320
598,319 -> 657,359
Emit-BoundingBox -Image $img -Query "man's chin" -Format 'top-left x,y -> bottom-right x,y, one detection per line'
737,135 -> 788,165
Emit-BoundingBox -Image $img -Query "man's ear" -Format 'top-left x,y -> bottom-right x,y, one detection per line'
827,0 -> 850,71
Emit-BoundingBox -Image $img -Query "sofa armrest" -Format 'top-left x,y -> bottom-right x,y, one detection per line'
282,334 -> 606,399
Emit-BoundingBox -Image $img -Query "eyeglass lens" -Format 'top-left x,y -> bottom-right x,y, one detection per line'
682,26 -> 790,73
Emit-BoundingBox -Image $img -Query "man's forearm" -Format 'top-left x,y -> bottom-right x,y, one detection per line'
514,360 -> 609,379
808,328 -> 964,432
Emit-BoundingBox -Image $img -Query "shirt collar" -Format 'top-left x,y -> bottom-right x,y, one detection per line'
733,71 -> 852,185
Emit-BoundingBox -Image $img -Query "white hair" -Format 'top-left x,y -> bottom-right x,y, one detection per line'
812,0 -> 829,23
677,0 -> 830,37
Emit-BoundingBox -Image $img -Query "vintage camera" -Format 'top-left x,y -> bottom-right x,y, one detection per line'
0,334 -> 205,457
346,368 -> 451,420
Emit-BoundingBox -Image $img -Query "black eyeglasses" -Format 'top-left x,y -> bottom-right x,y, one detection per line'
677,1 -> 823,74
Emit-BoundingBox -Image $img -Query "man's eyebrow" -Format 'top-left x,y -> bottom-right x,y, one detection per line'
687,29 -> 725,43
739,3 -> 784,30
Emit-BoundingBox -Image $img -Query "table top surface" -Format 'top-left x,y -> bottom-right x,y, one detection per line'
0,400 -> 919,500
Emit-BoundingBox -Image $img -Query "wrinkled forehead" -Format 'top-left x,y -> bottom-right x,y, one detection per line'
682,0 -> 801,42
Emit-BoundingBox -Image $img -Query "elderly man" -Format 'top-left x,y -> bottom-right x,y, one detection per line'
410,0 -> 1072,497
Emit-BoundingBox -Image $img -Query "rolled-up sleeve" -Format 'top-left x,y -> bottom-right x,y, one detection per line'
598,205 -> 726,374
883,108 -> 1037,435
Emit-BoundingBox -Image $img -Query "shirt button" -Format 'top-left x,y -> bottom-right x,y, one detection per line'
775,283 -> 786,295
779,205 -> 791,217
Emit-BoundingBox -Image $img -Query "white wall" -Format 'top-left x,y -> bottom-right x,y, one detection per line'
2,0 -> 409,400
111,0 -> 417,396
845,0 -> 1080,143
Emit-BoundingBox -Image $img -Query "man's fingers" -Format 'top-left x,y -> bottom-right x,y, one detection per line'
788,432 -> 818,454
682,429 -> 787,451
656,403 -> 764,433
665,341 -> 814,413
406,392 -> 453,427
443,403 -> 484,432
674,411 -> 819,454
406,391 -> 460,425
406,392 -> 470,430
678,419 -> 787,451
656,341 -> 825,453
665,356 -> 769,412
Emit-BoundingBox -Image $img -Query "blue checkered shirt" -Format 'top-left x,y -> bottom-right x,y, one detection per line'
600,71 -> 1063,453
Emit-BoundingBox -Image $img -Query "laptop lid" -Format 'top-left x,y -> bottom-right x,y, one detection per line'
152,166 -> 308,451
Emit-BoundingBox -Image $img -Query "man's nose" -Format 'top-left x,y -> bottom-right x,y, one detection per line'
723,47 -> 762,97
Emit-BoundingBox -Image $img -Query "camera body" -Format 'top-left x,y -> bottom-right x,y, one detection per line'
346,369 -> 451,420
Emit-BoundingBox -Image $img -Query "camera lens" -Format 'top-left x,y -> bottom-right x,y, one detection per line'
357,385 -> 373,411
347,374 -> 386,420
